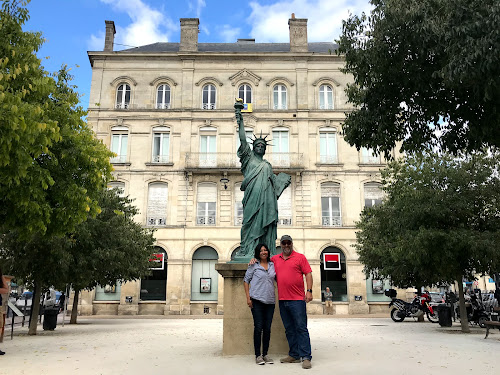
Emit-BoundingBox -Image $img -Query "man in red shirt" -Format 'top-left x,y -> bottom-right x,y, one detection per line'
272,235 -> 313,369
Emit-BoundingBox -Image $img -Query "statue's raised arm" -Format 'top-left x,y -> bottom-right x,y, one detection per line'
234,99 -> 247,147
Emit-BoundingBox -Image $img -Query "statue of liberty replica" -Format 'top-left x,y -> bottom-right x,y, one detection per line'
233,99 -> 292,262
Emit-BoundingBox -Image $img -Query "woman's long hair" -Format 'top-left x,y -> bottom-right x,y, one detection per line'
0,267 -> 4,288
253,243 -> 271,262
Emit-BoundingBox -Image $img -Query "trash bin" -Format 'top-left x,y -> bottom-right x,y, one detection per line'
437,304 -> 452,327
43,308 -> 58,330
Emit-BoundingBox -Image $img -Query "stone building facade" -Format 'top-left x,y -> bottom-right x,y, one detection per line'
79,16 -> 401,316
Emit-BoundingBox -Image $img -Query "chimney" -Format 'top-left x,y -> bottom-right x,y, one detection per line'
288,15 -> 308,53
180,18 -> 199,52
104,20 -> 116,52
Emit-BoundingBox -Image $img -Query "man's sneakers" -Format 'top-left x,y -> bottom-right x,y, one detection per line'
256,355 -> 265,365
301,359 -> 312,369
280,355 -> 301,363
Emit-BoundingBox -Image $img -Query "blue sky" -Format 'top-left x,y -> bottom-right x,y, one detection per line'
24,0 -> 371,109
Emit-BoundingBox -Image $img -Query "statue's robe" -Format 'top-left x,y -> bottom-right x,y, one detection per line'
237,142 -> 289,257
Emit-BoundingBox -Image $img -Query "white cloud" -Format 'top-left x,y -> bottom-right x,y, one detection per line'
88,0 -> 177,50
196,0 -> 206,18
88,31 -> 105,51
219,25 -> 241,43
248,0 -> 372,43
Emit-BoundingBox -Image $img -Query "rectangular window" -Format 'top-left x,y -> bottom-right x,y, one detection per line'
197,183 -> 217,225
361,148 -> 381,164
234,183 -> 244,225
320,131 -> 337,164
272,129 -> 290,167
278,187 -> 292,225
147,183 -> 168,226
111,134 -> 128,163
321,183 -> 341,226
200,135 -> 216,167
152,132 -> 170,163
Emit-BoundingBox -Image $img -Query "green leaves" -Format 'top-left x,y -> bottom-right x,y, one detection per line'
338,0 -> 500,157
356,151 -> 500,288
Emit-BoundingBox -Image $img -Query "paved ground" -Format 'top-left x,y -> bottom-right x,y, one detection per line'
1,315 -> 499,375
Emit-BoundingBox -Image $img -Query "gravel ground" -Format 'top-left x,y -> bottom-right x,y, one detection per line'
0,316 -> 499,375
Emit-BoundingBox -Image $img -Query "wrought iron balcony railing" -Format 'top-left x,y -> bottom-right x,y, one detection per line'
147,217 -> 166,226
196,216 -> 216,226
156,103 -> 171,109
152,155 -> 170,163
110,155 -> 128,164
115,103 -> 129,109
322,216 -> 342,227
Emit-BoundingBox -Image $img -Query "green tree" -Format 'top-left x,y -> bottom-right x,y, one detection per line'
356,151 -> 500,332
0,0 -> 113,334
0,0 -> 62,236
67,188 -> 156,324
337,0 -> 500,158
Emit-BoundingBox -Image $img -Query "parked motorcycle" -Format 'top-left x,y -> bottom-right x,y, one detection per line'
385,289 -> 439,323
455,290 -> 489,328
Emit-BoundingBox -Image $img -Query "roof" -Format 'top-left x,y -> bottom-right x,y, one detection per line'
119,42 -> 338,54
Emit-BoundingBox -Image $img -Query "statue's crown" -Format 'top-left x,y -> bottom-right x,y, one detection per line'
251,130 -> 272,146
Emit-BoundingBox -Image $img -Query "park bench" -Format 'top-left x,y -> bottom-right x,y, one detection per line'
484,307 -> 500,339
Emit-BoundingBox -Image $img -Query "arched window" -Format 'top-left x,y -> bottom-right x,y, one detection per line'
238,84 -> 252,104
364,183 -> 384,208
319,85 -> 333,109
147,182 -> 168,226
321,183 -> 342,227
197,183 -> 216,226
116,83 -> 131,109
273,84 -> 287,109
156,84 -> 171,109
140,247 -> 167,301
202,84 -> 216,109
231,247 -> 240,261
320,247 -> 347,302
191,246 -> 219,301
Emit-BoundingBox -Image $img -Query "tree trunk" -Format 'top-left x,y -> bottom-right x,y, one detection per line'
415,285 -> 424,322
28,282 -> 41,335
456,278 -> 470,333
70,288 -> 80,324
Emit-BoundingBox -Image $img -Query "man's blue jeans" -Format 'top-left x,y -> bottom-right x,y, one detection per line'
279,300 -> 312,360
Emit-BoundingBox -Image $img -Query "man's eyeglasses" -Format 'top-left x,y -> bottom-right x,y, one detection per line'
281,241 -> 292,246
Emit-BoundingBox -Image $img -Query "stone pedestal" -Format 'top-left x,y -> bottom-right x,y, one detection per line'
216,263 -> 289,356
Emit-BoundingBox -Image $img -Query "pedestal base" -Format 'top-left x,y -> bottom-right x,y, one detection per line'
216,263 -> 289,356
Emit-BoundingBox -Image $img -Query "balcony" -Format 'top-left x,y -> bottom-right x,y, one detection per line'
152,155 -> 170,163
322,216 -> 342,227
319,155 -> 338,164
111,155 -> 128,164
156,103 -> 171,110
147,217 -> 166,226
185,152 -> 304,171
197,216 -> 216,226
115,103 -> 129,109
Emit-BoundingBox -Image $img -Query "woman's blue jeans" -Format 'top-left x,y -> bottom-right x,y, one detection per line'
279,300 -> 312,360
250,298 -> 275,357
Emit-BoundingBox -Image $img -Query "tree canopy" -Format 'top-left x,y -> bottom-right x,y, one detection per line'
0,0 -> 114,334
356,151 -> 500,331
67,188 -> 156,323
337,0 -> 500,158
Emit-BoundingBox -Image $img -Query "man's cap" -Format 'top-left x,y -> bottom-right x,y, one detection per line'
280,235 -> 293,242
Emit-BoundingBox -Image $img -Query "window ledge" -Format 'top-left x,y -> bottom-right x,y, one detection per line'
93,300 -> 120,304
358,163 -> 384,167
138,301 -> 167,304
315,163 -> 344,167
111,162 -> 131,166
190,301 -> 218,304
145,162 -> 174,167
